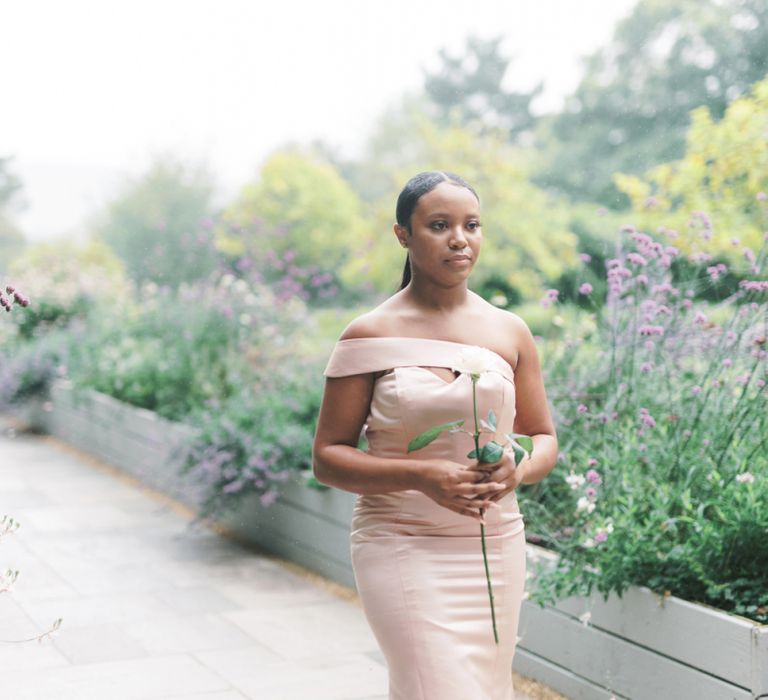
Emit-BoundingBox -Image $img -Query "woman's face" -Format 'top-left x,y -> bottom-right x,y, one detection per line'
395,181 -> 482,285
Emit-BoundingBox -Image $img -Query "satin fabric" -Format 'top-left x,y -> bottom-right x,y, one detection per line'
324,338 -> 526,700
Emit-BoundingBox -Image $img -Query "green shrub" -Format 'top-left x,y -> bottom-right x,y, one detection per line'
520,219 -> 768,623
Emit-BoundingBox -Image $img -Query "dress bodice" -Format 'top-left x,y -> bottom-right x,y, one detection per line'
324,337 -> 516,466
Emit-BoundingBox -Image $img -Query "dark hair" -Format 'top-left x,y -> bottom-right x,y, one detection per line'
395,171 -> 479,290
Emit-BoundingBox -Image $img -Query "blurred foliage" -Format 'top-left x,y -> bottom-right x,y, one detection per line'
424,35 -> 542,142
0,157 -> 23,210
93,156 -> 219,288
615,74 -> 768,257
0,157 -> 26,275
217,148 -> 373,303
66,274 -> 312,421
534,0 -> 768,206
6,239 -> 130,339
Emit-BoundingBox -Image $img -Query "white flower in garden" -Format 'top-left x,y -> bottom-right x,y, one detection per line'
582,538 -> 595,549
577,496 -> 596,514
452,346 -> 496,379
735,472 -> 755,484
566,470 -> 586,490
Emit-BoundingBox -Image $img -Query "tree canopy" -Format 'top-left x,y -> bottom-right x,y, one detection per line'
615,74 -> 768,258
534,0 -> 768,206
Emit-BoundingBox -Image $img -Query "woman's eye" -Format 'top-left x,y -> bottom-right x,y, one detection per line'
431,221 -> 447,230
467,221 -> 481,231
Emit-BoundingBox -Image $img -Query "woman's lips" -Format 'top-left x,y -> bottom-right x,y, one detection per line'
446,255 -> 472,266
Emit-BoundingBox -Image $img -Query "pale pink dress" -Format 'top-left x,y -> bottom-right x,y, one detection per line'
324,337 -> 526,700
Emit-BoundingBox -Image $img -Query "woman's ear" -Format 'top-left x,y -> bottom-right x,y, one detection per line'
393,223 -> 408,248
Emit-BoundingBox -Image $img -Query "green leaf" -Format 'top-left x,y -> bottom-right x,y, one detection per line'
506,432 -> 534,456
407,420 -> 465,452
467,449 -> 478,459
479,441 -> 504,464
511,443 -> 526,466
487,409 -> 497,431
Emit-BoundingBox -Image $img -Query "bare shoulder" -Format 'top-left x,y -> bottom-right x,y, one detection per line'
338,312 -> 382,341
338,293 -> 407,341
476,300 -> 538,370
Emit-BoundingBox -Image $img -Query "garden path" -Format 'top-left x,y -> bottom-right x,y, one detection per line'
0,418 -> 564,700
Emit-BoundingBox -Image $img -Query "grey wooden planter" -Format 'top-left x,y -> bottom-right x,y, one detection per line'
514,547 -> 768,700
7,382 -> 767,699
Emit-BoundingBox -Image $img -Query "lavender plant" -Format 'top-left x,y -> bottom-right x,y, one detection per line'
521,206 -> 767,623
178,362 -> 323,520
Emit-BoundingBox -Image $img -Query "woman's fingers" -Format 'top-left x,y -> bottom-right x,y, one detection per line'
458,481 -> 505,496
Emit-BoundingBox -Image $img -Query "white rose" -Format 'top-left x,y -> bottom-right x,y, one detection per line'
452,346 -> 496,378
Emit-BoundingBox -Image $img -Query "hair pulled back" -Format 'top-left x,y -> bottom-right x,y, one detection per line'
395,171 -> 479,290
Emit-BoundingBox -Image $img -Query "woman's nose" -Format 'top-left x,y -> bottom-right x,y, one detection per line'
449,227 -> 468,248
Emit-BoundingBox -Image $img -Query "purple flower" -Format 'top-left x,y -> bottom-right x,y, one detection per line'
586,469 -> 602,484
594,531 -> 608,544
706,263 -> 728,281
578,253 -> 592,263
640,362 -> 653,373
223,480 -> 244,494
692,385 -> 702,396
579,282 -> 593,295
577,404 -> 588,414
260,490 -> 279,507
757,192 -> 767,201
639,408 -> 656,428
740,280 -> 768,292
585,486 -> 598,499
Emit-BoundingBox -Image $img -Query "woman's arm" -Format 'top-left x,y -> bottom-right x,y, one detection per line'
312,371 -> 422,494
479,314 -> 559,498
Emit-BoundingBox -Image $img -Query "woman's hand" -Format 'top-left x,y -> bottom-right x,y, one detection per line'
469,445 -> 529,502
415,458 -> 506,521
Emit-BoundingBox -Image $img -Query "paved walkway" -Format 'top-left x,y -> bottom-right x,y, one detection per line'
0,417 -> 564,700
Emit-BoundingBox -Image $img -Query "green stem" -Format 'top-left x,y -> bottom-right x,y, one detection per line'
473,376 -> 499,644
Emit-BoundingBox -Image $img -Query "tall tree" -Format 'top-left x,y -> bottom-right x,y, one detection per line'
0,157 -> 26,276
93,157 -> 218,288
616,74 -> 768,257
535,0 -> 768,206
424,36 -> 543,142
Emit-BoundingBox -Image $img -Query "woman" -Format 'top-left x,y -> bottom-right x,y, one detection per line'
312,171 -> 558,699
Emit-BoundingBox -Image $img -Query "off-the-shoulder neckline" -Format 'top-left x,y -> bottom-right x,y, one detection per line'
334,336 -> 515,373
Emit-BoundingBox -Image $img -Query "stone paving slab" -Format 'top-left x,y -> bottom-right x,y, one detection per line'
0,418 -> 566,700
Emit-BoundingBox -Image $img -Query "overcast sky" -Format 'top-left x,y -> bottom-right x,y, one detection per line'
3,0 -> 638,241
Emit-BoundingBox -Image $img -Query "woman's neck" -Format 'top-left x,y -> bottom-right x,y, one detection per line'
402,278 -> 472,314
